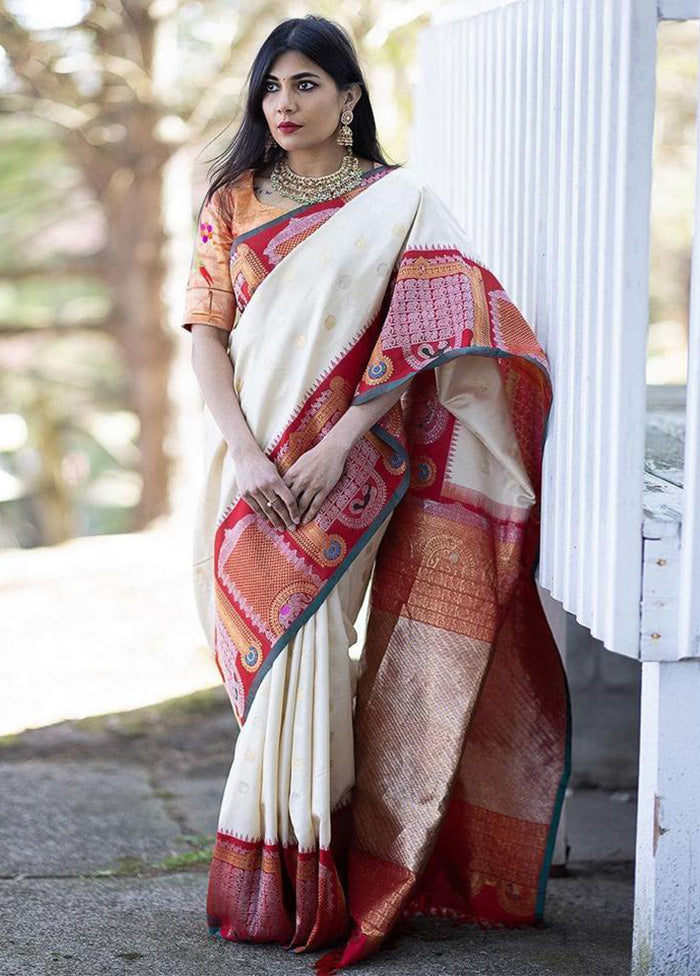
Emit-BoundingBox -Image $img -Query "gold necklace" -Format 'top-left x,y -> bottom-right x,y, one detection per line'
269,150 -> 364,204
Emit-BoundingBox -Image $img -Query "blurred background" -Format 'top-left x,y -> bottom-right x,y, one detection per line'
0,1 -> 695,737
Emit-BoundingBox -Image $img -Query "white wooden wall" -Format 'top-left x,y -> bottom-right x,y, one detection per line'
409,1 -> 700,974
410,0 -> 660,659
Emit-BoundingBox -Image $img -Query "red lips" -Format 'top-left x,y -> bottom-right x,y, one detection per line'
278,123 -> 301,131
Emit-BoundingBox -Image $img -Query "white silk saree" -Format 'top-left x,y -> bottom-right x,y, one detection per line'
183,162 -> 571,974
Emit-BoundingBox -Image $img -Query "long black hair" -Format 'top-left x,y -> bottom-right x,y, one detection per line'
200,15 -> 395,218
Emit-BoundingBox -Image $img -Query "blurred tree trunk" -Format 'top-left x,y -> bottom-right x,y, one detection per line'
104,163 -> 174,523
83,2 -> 175,524
98,131 -> 174,524
100,4 -> 175,522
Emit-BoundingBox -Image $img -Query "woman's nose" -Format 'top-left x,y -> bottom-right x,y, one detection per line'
277,86 -> 297,110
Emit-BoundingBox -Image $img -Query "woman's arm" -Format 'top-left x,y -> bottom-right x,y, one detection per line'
190,324 -> 300,529
283,378 -> 411,525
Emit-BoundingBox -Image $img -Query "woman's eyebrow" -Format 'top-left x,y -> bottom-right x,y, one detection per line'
265,71 -> 321,80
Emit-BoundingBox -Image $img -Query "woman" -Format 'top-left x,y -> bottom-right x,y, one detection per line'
181,15 -> 571,975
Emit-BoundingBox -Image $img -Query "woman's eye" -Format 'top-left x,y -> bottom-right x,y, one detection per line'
264,81 -> 316,92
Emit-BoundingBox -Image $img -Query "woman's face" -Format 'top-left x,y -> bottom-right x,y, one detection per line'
261,49 -> 360,153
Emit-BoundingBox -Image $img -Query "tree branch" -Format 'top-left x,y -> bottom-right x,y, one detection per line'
0,318 -> 118,339
0,2 -> 85,108
0,255 -> 106,280
182,2 -> 280,140
0,93 -> 96,129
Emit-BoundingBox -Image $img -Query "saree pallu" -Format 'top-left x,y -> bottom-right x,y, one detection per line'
189,163 -> 571,974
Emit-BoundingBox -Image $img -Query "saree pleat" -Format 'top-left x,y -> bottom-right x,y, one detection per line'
181,162 -> 570,974
206,509 -> 392,950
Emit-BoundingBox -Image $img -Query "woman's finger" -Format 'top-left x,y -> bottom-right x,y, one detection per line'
297,489 -> 320,524
254,490 -> 285,530
265,491 -> 295,530
294,487 -> 313,518
244,493 -> 268,522
302,490 -> 327,525
275,479 -> 300,525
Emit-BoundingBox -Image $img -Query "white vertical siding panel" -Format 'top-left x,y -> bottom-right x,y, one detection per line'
536,0 -> 557,581
500,11 -> 513,282
563,0 -> 586,611
475,15 -> 488,254
410,0 -> 658,658
588,0 -> 617,642
503,12 -> 513,280
461,20 -> 475,236
442,26 -> 453,195
541,2 -> 565,595
512,2 -> 526,307
508,6 -> 520,294
552,2 -> 579,608
561,0 -> 585,611
603,0 -> 655,653
466,16 -> 476,223
526,0 -> 539,315
455,19 -> 468,223
576,0 -> 604,629
676,20 -> 700,661
484,15 -> 497,262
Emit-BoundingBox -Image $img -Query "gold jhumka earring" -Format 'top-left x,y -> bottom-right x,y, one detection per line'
336,108 -> 354,147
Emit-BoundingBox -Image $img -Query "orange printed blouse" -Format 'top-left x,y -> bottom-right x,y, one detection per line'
181,168 -> 299,334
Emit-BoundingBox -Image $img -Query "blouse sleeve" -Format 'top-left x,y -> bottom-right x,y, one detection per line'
181,186 -> 236,333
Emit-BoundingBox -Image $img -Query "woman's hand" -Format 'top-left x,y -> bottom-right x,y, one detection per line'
281,376 -> 412,526
283,441 -> 348,525
230,444 -> 300,530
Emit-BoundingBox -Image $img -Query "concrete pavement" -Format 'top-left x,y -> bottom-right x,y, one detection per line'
0,686 -> 635,976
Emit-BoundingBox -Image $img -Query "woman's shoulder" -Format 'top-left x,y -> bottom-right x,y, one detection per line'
209,171 -> 252,210
203,171 -> 258,237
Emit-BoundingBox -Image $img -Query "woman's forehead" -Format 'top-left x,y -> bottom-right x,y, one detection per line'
266,50 -> 325,80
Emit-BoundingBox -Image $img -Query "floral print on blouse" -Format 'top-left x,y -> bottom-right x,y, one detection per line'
181,185 -> 237,333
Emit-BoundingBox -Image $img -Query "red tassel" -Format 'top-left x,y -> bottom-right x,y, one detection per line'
314,947 -> 344,975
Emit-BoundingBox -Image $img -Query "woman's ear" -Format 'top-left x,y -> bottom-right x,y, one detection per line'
345,82 -> 362,113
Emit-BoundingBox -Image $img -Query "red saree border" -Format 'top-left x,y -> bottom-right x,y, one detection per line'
207,803 -> 354,951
